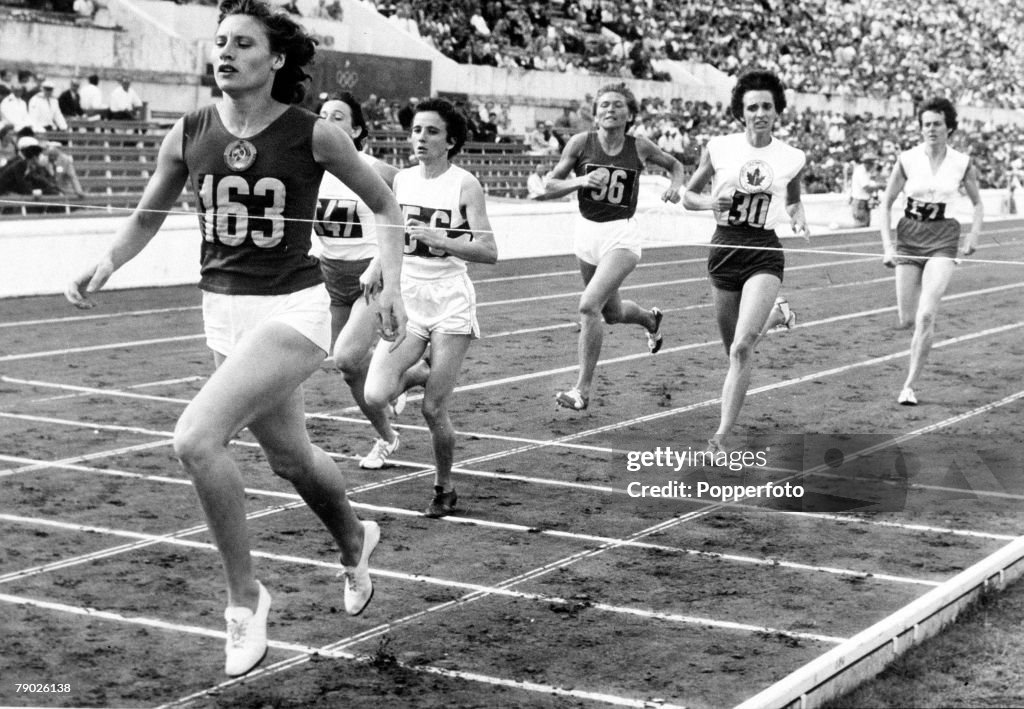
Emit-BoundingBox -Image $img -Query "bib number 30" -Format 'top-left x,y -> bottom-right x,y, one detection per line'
727,192 -> 771,228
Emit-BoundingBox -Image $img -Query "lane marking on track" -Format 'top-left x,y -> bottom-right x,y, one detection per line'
0,334 -> 205,363
29,375 -> 205,404
4,233 -> 1020,362
0,305 -> 201,330
1,447 -> 1015,552
0,439 -> 175,478
0,512 -> 852,640
344,280 -> 1024,406
6,231 -> 1024,704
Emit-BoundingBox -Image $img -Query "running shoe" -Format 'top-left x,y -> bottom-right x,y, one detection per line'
647,307 -> 664,354
768,297 -> 797,332
224,582 -> 271,677
555,388 -> 589,411
424,486 -> 458,518
359,434 -> 400,470
341,520 -> 379,616
897,387 -> 918,406
706,438 -> 728,455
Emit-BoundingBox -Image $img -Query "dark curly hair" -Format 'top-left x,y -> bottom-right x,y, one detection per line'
217,0 -> 317,105
415,98 -> 468,158
730,69 -> 787,123
916,97 -> 958,135
320,92 -> 369,150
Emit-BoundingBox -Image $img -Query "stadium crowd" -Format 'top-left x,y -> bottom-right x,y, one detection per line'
366,0 -> 1024,109
4,0 -> 1024,200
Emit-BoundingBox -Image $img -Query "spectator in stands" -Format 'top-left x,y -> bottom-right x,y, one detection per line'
28,80 -> 68,132
16,71 -> 39,102
360,93 -> 385,129
15,127 -> 86,199
553,103 -> 580,145
526,119 -> 558,155
0,69 -> 12,93
73,0 -> 98,23
79,74 -> 107,119
0,125 -> 14,164
526,160 -> 551,199
58,79 -> 84,119
0,86 -> 42,133
848,152 -> 881,227
397,96 -> 419,131
108,77 -> 144,120
0,136 -> 61,200
313,0 -> 342,20
475,111 -> 499,142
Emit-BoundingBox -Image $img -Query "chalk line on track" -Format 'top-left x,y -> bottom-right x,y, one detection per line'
2,228 -> 1024,709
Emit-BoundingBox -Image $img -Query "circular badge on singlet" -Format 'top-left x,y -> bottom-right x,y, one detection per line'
224,139 -> 257,171
738,159 -> 774,192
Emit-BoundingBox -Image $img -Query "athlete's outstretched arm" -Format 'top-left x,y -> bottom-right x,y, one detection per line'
65,119 -> 189,308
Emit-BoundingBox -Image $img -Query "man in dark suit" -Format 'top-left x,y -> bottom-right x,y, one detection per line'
58,79 -> 83,119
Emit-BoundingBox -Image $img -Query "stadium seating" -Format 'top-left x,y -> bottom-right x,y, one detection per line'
0,120 -> 552,218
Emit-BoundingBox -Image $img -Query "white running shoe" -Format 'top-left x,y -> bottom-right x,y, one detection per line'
359,434 -> 400,470
646,307 -> 664,354
341,520 -> 379,616
224,582 -> 271,677
897,387 -> 918,406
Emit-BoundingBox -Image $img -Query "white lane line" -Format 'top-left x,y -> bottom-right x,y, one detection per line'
29,375 -> 205,404
0,439 -> 175,478
0,334 -> 205,363
3,250 -> 1020,365
6,334 -> 1021,705
0,451 -> 1011,561
0,305 -> 200,329
476,255 -> 879,308
3,375 -> 193,405
0,513 -> 850,641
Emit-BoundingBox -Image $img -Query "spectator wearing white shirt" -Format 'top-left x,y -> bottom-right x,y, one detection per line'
108,77 -> 143,121
526,160 -> 552,199
0,87 -> 43,133
79,74 -> 106,119
27,80 -> 68,131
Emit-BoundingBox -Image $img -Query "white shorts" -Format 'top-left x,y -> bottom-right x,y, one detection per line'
202,284 -> 332,357
402,272 -> 479,341
573,214 -> 642,265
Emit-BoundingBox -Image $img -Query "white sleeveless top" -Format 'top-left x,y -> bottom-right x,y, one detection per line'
706,133 -> 806,231
898,144 -> 970,215
393,163 -> 472,280
314,151 -> 380,261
